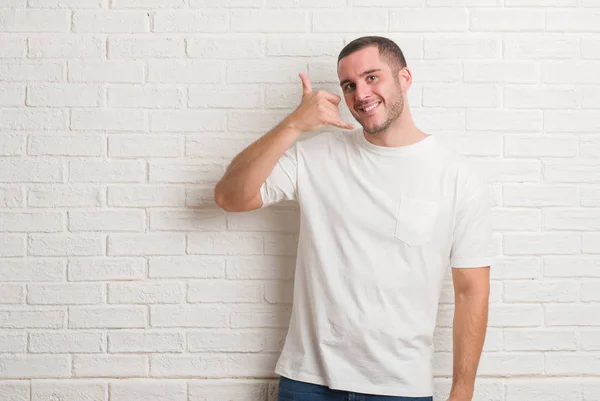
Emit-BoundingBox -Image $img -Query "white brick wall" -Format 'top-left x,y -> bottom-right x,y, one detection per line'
0,1 -> 599,400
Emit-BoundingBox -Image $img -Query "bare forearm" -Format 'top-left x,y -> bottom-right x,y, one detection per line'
449,292 -> 489,400
215,117 -> 302,209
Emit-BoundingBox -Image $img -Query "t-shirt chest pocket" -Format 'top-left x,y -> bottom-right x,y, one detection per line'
394,196 -> 440,246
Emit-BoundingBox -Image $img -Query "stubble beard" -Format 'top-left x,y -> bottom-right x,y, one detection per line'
360,90 -> 404,136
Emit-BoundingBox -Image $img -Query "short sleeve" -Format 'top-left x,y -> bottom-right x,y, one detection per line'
259,146 -> 298,208
450,177 -> 495,269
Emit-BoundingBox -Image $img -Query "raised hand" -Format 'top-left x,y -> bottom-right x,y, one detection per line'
288,73 -> 355,133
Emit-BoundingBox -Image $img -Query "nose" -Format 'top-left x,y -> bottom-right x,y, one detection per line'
354,82 -> 372,103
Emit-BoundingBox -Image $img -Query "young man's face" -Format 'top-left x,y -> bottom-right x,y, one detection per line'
337,45 -> 405,135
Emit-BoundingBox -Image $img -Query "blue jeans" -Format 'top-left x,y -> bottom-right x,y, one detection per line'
277,376 -> 433,401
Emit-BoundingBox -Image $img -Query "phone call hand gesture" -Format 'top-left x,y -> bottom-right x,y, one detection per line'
288,73 -> 355,133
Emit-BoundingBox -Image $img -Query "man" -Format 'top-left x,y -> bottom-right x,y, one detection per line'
214,36 -> 493,401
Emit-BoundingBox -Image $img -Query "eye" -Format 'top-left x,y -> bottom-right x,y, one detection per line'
343,83 -> 355,92
367,75 -> 377,82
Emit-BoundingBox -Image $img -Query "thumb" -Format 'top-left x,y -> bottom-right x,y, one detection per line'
299,73 -> 312,95
334,121 -> 355,130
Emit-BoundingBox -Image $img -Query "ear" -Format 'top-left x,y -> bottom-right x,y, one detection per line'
397,66 -> 412,92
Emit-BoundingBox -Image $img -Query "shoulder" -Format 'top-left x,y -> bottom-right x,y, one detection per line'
296,130 -> 358,153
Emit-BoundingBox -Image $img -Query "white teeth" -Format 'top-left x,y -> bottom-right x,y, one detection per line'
361,102 -> 380,112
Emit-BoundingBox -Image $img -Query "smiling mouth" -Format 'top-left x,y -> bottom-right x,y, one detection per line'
357,101 -> 381,114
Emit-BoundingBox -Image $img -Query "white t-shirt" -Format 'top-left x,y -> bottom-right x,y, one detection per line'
260,130 -> 494,397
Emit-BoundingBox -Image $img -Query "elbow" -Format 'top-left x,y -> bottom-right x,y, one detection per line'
214,182 -> 232,212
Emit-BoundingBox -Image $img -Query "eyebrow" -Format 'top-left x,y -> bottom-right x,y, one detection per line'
339,69 -> 382,88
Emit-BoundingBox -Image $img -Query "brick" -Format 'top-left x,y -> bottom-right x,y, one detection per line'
544,256 -> 600,278
0,234 -> 25,256
583,234 -> 600,254
504,281 -> 579,303
0,37 -> 26,58
504,87 -> 579,109
265,281 -> 294,303
110,380 -> 186,401
0,10 -> 69,32
149,256 -> 225,279
504,233 -> 579,255
0,61 -> 63,82
28,234 -> 104,256
149,162 -> 224,183
423,84 -> 499,107
547,9 -> 600,32
108,86 -> 184,108
546,353 -> 600,375
0,381 -> 29,401
504,35 -> 580,59
427,0 -> 499,4
546,305 -> 600,326
188,280 -> 263,303
0,259 -> 64,282
581,330 -> 600,350
189,85 -> 263,108
0,212 -> 63,232
475,160 -> 540,183
74,355 -> 148,377
506,379 -> 580,401
69,160 -> 145,183
411,109 -> 465,131
0,332 -> 26,352
542,61 -> 600,84
545,110 -> 600,133
31,381 -> 106,401
29,332 -> 104,353
109,135 -> 181,158
188,232 -> 263,255
28,135 -> 104,156
0,309 -> 64,329
188,330 -> 265,352
27,84 -> 102,107
390,8 -> 467,32
69,210 -> 145,232
227,208 -> 299,232
71,109 -> 147,131
582,186 -> 600,206
69,60 -> 144,83
28,35 -> 104,58
226,256 -> 295,280
0,355 -> 70,378
150,305 -> 228,328
0,162 -> 28,183
434,132 -> 502,157
507,0 -> 576,3
185,186 -> 217,208
228,110 -> 295,133
108,330 -> 185,353
230,304 -> 292,328
267,36 -> 342,57
150,210 -> 225,231
185,136 -> 253,159
73,11 -> 149,33
479,353 -> 544,376
582,282 -> 600,301
150,355 -> 226,377
470,9 -> 544,31
148,60 -> 223,83
424,36 -> 500,60
153,11 -> 227,33
313,10 -> 386,33
545,209 -> 600,231
264,234 -> 298,256
194,0 -> 261,5
544,160 -> 600,183
0,84 -> 25,106
0,284 -> 25,304
503,184 -> 578,207
0,134 -> 22,156
464,61 -> 538,83
583,87 -> 600,108
29,185 -> 103,207
188,381 -> 268,401
0,186 -> 23,208
68,258 -> 146,281
188,36 -> 264,59
108,37 -> 183,59
227,59 -> 305,84
582,39 -> 600,59
113,0 -> 184,7
69,306 -> 146,329
108,185 -> 184,207
109,282 -> 184,304
467,110 -> 541,131
108,233 -> 186,256
491,208 -> 540,231
231,10 -> 307,33
227,354 -> 279,377
0,109 -> 65,130
504,135 -> 578,157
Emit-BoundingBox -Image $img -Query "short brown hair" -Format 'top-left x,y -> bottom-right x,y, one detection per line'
337,36 -> 407,71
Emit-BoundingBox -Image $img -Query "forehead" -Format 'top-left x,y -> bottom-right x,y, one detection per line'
337,46 -> 389,79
